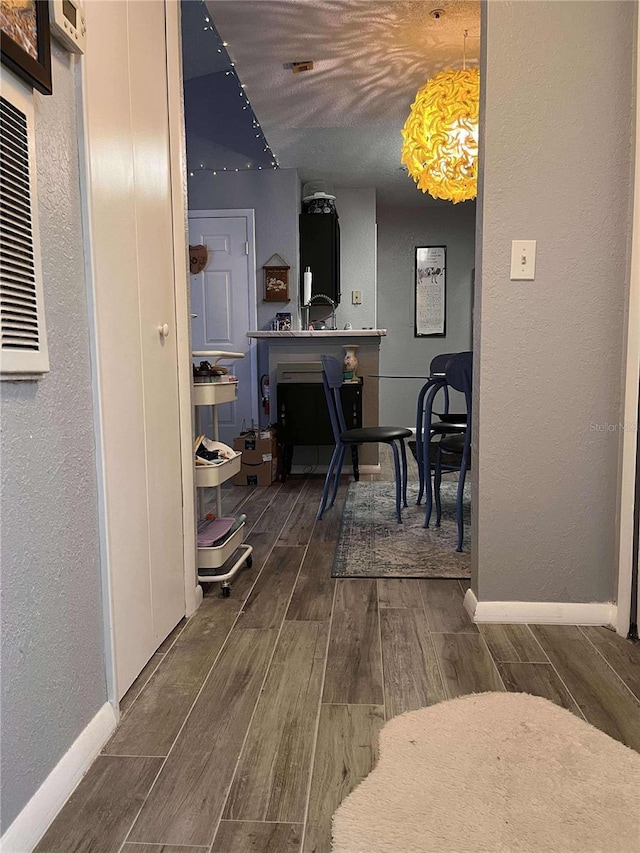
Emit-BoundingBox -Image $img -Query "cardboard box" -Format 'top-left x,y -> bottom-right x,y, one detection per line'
233,430 -> 278,486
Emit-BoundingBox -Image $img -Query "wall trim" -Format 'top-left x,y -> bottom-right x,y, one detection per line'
0,702 -> 117,853
615,11 -> 640,638
463,588 -> 616,626
165,0 -> 198,618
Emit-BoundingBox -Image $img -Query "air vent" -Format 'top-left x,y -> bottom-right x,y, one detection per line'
0,70 -> 49,376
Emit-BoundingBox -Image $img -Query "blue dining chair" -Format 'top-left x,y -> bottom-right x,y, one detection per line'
431,351 -> 472,551
416,354 -> 468,533
415,352 -> 466,506
316,355 -> 412,523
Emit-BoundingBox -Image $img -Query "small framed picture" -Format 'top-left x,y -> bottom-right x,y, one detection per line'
415,246 -> 446,337
264,266 -> 290,302
275,312 -> 292,331
1,0 -> 52,95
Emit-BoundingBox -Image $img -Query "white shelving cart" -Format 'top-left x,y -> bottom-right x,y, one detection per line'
193,350 -> 253,596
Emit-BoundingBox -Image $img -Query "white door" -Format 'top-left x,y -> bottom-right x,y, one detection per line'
129,0 -> 185,651
83,0 -> 186,699
189,210 -> 258,444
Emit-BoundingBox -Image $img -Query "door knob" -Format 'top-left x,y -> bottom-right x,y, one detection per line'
158,323 -> 170,338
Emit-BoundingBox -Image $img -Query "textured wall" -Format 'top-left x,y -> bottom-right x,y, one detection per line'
0,47 -> 105,832
333,187 -> 377,330
377,202 -> 476,427
474,1 -> 636,602
187,167 -> 301,382
188,167 -> 301,326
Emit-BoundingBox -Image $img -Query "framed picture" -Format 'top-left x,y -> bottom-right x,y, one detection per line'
1,0 -> 52,95
274,312 -> 292,331
264,264 -> 290,302
415,245 -> 446,337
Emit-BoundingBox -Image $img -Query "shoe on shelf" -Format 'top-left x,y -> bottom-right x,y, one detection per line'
194,435 -> 235,466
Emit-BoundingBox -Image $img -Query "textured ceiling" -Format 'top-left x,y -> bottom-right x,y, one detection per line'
203,0 -> 481,205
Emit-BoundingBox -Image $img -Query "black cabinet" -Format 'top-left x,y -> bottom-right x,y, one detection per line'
277,381 -> 362,476
299,213 -> 340,305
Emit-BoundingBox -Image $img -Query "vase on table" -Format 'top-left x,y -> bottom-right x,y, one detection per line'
343,344 -> 359,380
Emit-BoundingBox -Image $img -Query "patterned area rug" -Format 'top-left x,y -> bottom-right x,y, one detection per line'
332,479 -> 470,578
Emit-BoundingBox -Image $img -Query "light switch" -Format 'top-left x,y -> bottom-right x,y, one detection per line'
352,289 -> 362,305
510,240 -> 536,280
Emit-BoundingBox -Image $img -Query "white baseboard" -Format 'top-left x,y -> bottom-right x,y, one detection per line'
1,702 -> 118,853
463,588 -> 616,627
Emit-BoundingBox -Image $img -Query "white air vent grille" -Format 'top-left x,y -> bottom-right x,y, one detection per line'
1,96 -> 39,350
0,70 -> 49,376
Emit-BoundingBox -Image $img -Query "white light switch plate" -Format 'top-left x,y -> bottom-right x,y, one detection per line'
352,290 -> 362,305
510,240 -> 536,280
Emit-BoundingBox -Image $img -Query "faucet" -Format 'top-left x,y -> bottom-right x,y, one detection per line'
306,293 -> 336,330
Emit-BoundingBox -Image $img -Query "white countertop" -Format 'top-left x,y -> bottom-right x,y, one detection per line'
247,330 -> 387,338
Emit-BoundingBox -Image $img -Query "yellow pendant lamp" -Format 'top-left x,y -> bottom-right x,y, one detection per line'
401,67 -> 479,204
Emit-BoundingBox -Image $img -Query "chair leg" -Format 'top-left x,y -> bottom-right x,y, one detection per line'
415,381 -> 429,506
351,445 -> 360,481
317,444 -> 341,520
399,438 -> 408,507
434,447 -> 444,528
389,441 -> 403,523
424,439 -> 434,528
455,454 -> 469,552
329,444 -> 347,509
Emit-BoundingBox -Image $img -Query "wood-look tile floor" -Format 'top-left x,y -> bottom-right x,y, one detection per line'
36,475 -> 640,853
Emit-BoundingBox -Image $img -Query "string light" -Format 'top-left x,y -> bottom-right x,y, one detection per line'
191,1 -> 278,176
188,162 -> 278,178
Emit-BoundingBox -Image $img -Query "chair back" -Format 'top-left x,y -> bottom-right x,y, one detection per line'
444,351 -> 472,400
321,355 -> 347,442
444,351 -> 472,459
430,352 -> 458,376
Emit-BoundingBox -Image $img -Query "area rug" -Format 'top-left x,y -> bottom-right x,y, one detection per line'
332,693 -> 640,853
332,480 -> 470,578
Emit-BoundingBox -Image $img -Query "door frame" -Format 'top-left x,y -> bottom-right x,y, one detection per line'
188,208 -> 259,431
615,16 -> 640,637
167,1 -> 198,623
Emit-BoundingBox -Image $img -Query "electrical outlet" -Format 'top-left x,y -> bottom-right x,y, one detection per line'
352,290 -> 362,305
510,240 -> 536,280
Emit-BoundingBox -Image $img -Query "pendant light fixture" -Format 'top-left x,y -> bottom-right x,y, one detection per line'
401,30 -> 479,204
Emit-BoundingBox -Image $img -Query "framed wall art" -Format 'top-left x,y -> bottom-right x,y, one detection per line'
263,253 -> 290,303
1,0 -> 52,95
415,245 -> 446,337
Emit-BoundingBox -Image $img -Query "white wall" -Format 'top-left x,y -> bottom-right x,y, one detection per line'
334,187 -> 377,330
474,0 -> 636,604
0,46 -> 105,834
377,202 -> 476,427
188,168 -> 301,328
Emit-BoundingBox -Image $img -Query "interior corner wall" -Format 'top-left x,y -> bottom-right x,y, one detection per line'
474,0 -> 636,604
0,47 -> 105,833
333,187 -> 377,330
377,201 -> 476,427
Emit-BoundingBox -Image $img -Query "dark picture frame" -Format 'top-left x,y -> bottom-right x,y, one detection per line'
1,0 -> 52,95
263,265 -> 290,302
414,245 -> 446,337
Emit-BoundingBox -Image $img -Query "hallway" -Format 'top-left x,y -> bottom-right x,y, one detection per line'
36,475 -> 640,853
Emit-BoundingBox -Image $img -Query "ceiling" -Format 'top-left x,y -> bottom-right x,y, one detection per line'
199,0 -> 481,206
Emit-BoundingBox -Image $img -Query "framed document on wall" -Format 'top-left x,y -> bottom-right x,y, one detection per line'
415,246 -> 446,337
